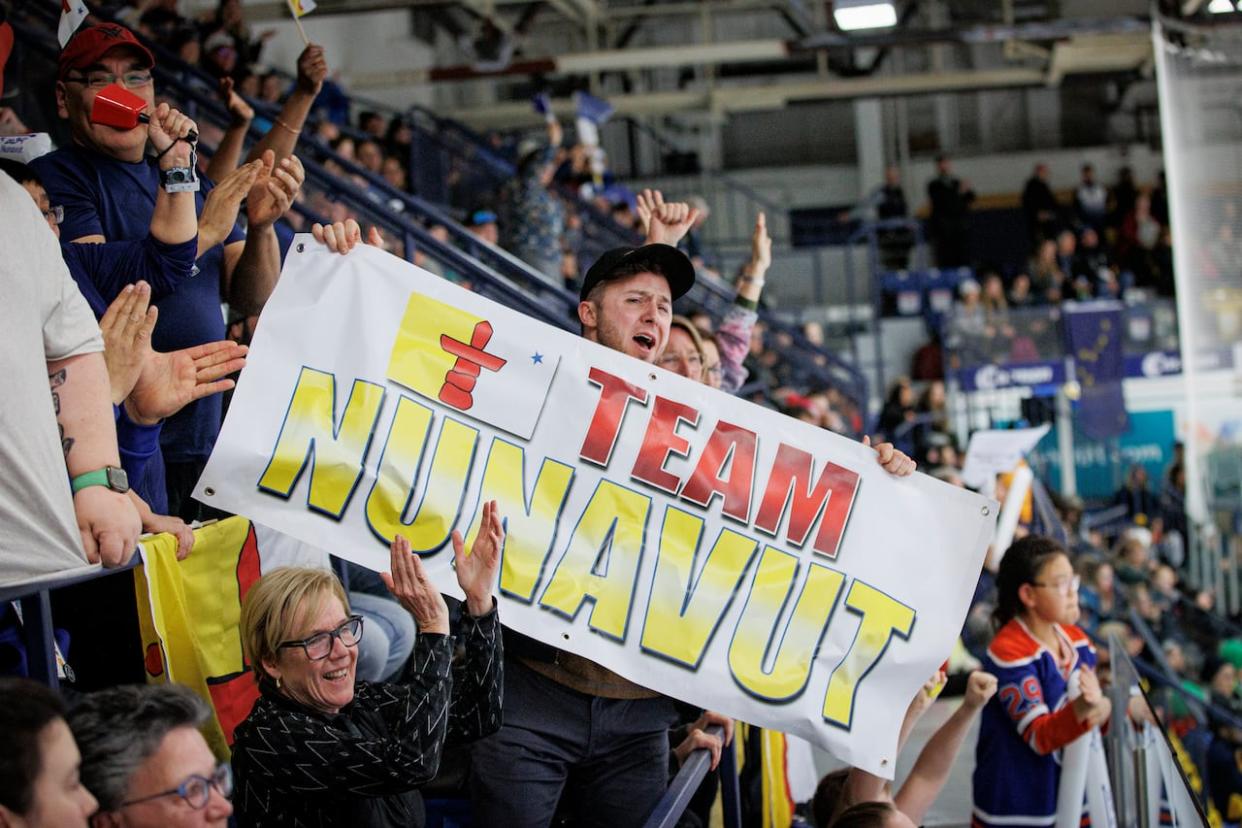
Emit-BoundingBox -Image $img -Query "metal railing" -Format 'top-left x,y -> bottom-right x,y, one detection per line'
643,725 -> 743,828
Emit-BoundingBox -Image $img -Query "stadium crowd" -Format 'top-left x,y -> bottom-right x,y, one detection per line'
1,2 -> 1240,827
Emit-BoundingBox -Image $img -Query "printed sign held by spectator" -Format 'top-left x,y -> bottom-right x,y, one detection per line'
196,235 -> 996,778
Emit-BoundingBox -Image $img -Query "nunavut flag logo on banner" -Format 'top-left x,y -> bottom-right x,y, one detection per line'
387,291 -> 559,440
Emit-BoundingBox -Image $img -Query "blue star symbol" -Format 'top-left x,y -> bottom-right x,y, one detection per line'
531,352 -> 544,365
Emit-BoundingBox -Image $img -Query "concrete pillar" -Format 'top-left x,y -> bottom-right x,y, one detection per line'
854,97 -> 885,198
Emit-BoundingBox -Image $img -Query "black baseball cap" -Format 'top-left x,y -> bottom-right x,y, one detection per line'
579,244 -> 696,302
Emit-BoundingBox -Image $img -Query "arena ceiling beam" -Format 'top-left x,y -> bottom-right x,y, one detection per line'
430,67 -> 1062,127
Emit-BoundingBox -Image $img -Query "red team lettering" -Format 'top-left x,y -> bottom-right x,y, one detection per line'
580,367 -> 860,560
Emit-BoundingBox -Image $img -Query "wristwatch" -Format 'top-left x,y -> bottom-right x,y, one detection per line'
71,466 -> 130,495
160,165 -> 200,193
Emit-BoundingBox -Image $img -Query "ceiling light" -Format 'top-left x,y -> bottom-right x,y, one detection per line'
834,0 -> 898,31
1208,0 -> 1237,13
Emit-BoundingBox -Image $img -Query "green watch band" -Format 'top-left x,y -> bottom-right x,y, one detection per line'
71,466 -> 129,495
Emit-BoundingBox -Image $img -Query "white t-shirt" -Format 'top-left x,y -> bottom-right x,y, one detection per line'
0,171 -> 104,586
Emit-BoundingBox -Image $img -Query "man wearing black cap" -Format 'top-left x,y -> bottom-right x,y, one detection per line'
576,242 -> 696,360
32,23 -> 301,520
471,207 -> 700,827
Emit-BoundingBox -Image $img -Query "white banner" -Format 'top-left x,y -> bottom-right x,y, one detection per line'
197,236 -> 997,777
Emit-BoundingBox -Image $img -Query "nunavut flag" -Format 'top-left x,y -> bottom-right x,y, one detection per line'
387,290 -> 559,440
286,0 -> 317,16
58,0 -> 89,47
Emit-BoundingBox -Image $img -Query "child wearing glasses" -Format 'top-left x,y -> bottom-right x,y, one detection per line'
972,536 -> 1112,828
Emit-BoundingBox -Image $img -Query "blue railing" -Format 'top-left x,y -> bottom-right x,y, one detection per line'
644,724 -> 743,828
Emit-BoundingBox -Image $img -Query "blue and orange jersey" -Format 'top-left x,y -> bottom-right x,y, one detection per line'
972,619 -> 1097,828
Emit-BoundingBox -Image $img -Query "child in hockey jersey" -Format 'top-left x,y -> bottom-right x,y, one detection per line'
972,536 -> 1112,828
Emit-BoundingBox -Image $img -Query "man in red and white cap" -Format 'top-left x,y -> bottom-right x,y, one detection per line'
33,23 -> 301,521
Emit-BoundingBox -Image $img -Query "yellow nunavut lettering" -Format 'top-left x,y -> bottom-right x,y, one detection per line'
728,548 -> 845,702
539,481 -> 650,641
365,398 -> 479,550
257,368 -> 385,518
821,580 -> 916,729
641,509 -> 759,669
463,437 -> 575,602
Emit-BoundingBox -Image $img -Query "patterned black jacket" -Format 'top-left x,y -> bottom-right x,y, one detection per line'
231,607 -> 502,827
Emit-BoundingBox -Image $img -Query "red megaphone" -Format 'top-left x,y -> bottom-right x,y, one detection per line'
90,83 -> 197,142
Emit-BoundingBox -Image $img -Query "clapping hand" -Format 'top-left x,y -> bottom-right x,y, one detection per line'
382,534 -> 450,635
247,151 -> 304,230
100,282 -> 157,405
453,500 -> 503,617
126,340 -> 248,425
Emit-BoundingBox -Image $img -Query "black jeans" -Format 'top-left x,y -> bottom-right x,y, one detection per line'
470,656 -> 678,827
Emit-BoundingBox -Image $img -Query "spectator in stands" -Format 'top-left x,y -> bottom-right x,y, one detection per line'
4,158 -> 249,556
1119,191 -> 1162,288
472,211 -> 915,825
466,209 -> 500,246
1077,559 -> 1117,633
1055,229 -> 1078,281
1007,273 -> 1034,308
980,272 -> 1010,327
1114,465 -> 1159,527
849,164 -> 910,270
1074,226 -> 1113,290
975,536 -> 1111,828
1029,238 -> 1066,303
202,0 -> 275,70
1114,531 -> 1155,585
499,117 -> 564,279
638,195 -> 771,396
69,684 -> 231,826
0,168 -> 142,579
927,154 -> 975,268
381,156 -> 409,191
1207,712 -> 1242,826
356,139 -> 384,175
1074,163 -> 1108,232
207,77 -> 255,181
232,504 -> 503,827
712,220 -> 772,392
359,110 -> 386,138
1022,163 -> 1060,248
659,315 -> 707,381
1110,166 -> 1138,230
200,30 -> 239,81
945,279 -> 986,357
829,672 -> 997,828
1204,656 -> 1239,707
878,378 -> 915,445
0,678 -> 98,828
34,24 -> 302,521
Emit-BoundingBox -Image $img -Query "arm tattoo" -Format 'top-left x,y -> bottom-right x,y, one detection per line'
48,369 -> 74,458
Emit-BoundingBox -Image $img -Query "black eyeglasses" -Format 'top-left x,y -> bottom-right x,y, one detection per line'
121,763 -> 232,809
63,70 -> 153,89
42,205 -> 64,225
278,615 -> 364,661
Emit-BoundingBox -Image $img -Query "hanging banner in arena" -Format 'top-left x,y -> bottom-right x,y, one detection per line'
197,235 -> 997,777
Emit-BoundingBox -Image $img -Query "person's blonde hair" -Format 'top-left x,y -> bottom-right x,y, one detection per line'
239,567 -> 350,681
